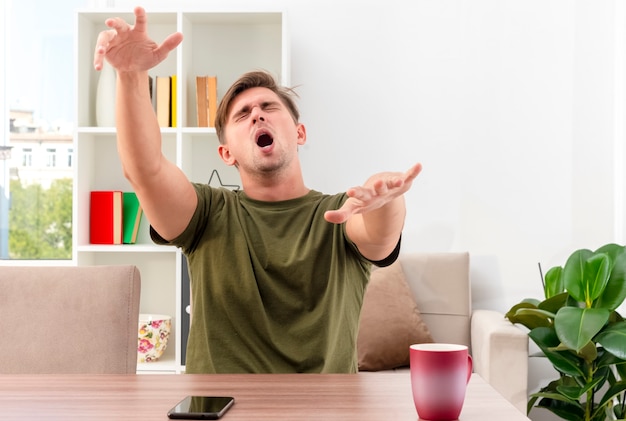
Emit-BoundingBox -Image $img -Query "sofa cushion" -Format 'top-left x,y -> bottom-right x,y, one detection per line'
357,260 -> 434,371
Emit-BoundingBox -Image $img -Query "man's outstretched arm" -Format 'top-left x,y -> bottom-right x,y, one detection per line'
325,163 -> 422,262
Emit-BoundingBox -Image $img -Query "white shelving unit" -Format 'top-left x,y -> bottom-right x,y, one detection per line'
74,8 -> 289,373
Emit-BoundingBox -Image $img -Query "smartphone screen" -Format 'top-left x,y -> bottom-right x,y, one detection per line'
167,396 -> 235,420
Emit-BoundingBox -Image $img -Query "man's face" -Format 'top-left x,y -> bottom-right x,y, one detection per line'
219,87 -> 306,175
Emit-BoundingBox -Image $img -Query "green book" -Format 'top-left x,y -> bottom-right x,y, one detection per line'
122,192 -> 143,244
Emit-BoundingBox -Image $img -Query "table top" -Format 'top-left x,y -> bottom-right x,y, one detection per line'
0,372 -> 530,420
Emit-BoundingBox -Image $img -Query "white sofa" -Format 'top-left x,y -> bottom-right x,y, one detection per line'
357,252 -> 529,413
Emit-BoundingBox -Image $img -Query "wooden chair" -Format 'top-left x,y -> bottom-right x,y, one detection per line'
0,265 -> 141,374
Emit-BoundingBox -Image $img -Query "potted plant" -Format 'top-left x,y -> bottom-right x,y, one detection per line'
506,243 -> 626,421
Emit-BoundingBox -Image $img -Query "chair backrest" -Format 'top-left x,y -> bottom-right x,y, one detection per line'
399,252 -> 471,348
0,265 -> 141,374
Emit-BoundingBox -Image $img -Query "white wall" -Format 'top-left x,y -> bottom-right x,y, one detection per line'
291,0 -> 622,314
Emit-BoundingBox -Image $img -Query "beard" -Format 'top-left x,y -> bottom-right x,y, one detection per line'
240,149 -> 292,179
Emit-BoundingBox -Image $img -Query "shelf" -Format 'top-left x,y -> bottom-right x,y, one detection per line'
75,7 -> 287,374
77,244 -> 177,253
77,127 -> 117,134
137,355 -> 179,374
181,127 -> 217,135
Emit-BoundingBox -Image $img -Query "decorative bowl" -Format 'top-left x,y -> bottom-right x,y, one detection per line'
137,314 -> 171,363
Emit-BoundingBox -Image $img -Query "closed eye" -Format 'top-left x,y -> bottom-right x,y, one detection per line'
232,101 -> 282,122
262,102 -> 281,111
234,112 -> 250,122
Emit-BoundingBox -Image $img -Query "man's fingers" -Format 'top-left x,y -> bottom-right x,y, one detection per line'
132,6 -> 147,33
404,163 -> 422,182
326,163 -> 422,225
375,179 -> 391,195
324,209 -> 350,224
94,14 -> 131,71
93,29 -> 118,70
105,16 -> 132,33
159,32 -> 184,55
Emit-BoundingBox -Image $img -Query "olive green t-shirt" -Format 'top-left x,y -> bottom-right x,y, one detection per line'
152,184 -> 396,374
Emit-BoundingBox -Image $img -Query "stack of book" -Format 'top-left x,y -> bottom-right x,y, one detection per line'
90,191 -> 144,244
148,74 -> 217,128
195,75 -> 217,127
150,75 -> 177,128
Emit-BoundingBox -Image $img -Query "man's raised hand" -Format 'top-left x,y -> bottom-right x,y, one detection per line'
93,6 -> 183,72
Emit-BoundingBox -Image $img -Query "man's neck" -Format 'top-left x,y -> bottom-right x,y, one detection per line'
239,172 -> 310,202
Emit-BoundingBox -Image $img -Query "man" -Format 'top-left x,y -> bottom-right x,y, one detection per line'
93,6 -> 422,373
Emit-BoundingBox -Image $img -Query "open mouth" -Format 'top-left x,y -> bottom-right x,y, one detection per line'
256,132 -> 274,148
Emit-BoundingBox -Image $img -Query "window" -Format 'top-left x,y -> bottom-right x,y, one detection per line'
21,148 -> 33,167
46,148 -> 57,168
2,0 -> 95,260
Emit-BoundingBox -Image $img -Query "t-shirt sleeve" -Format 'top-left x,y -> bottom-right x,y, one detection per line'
368,235 -> 401,268
149,183 -> 218,253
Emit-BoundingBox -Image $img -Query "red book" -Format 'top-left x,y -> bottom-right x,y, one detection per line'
90,191 -> 123,244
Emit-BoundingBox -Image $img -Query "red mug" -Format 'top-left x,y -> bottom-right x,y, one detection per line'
410,343 -> 473,421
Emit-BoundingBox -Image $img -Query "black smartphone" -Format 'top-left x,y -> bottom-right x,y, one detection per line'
167,396 -> 235,420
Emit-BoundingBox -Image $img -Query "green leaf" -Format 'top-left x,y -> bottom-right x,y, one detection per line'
555,385 -> 586,401
543,353 -> 584,378
593,380 -> 626,419
557,374 -> 604,400
522,298 -> 542,307
529,327 -> 585,377
545,266 -> 564,298
596,321 -> 626,359
584,253 -> 611,302
535,394 -> 585,421
563,249 -> 594,303
590,365 -> 612,394
506,302 -> 554,329
532,391 -> 580,405
506,301 -> 537,320
595,243 -> 625,261
617,361 -> 626,380
538,292 -> 570,314
513,308 -> 556,329
577,340 -> 598,362
596,248 -> 626,310
564,249 -> 611,306
613,406 -> 626,420
527,376 -> 584,420
610,310 -> 626,323
527,394 -> 539,415
597,349 -> 626,369
555,306 -> 610,352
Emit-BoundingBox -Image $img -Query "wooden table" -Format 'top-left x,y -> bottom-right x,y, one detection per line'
0,372 -> 529,420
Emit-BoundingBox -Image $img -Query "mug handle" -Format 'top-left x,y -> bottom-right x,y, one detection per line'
466,355 -> 473,384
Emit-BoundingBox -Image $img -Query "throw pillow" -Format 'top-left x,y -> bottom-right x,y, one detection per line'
357,260 -> 433,371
